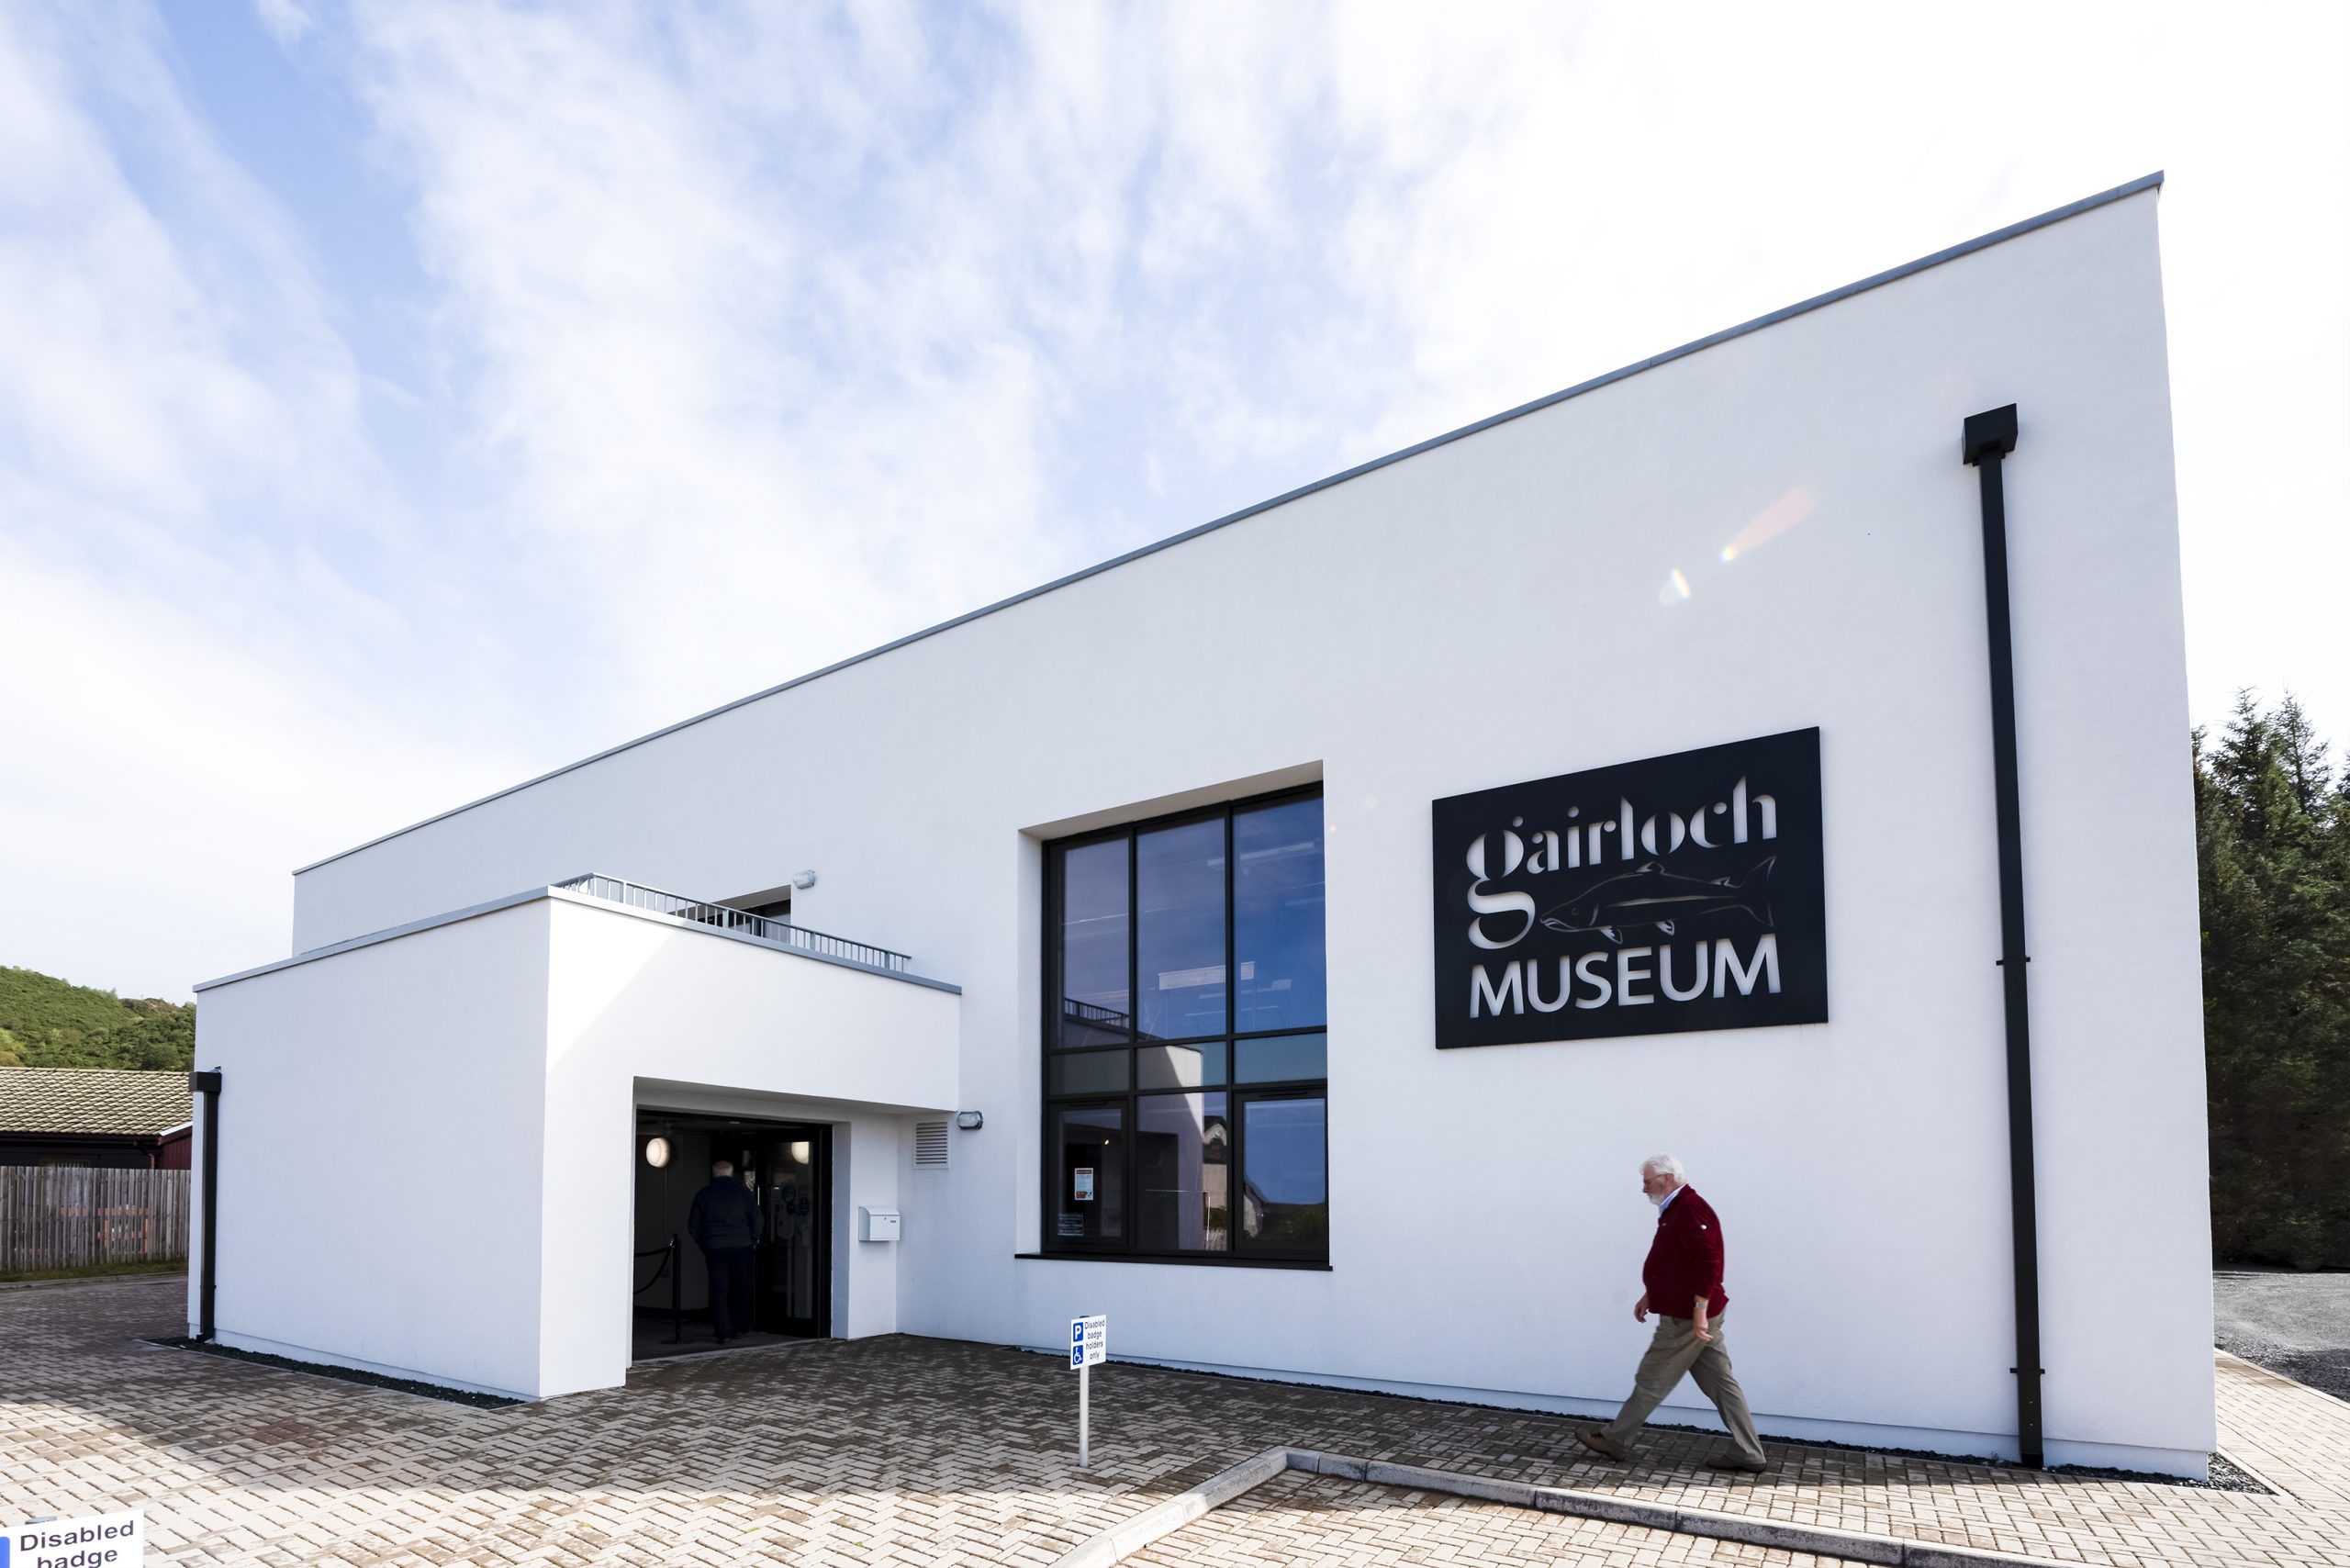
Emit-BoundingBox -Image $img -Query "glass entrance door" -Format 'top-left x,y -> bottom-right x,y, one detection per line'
755,1126 -> 829,1337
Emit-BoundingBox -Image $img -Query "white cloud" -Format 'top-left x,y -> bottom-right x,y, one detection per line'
0,6 -> 378,540
2,0 -> 2343,999
0,2 -> 525,997
0,532 -> 525,998
344,1 -> 1080,730
250,0 -> 312,47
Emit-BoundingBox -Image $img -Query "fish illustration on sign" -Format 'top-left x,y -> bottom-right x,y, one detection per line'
1539,857 -> 1775,944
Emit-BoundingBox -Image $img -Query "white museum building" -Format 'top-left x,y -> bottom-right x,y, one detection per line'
189,173 -> 2215,1476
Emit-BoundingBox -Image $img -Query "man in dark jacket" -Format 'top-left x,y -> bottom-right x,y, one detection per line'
1577,1154 -> 1768,1472
688,1159 -> 762,1343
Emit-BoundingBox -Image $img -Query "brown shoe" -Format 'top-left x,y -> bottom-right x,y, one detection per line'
1704,1449 -> 1768,1473
1575,1428 -> 1633,1462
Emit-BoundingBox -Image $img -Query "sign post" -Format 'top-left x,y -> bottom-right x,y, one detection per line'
1069,1314 -> 1106,1467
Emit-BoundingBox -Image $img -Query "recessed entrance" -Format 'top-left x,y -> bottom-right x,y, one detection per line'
632,1110 -> 833,1360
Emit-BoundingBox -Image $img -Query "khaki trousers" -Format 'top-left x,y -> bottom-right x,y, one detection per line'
1600,1311 -> 1765,1463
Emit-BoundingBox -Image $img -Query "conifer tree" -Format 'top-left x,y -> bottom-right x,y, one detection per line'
2197,692 -> 2350,1268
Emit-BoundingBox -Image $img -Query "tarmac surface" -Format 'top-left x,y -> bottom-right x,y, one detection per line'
2215,1266 -> 2350,1402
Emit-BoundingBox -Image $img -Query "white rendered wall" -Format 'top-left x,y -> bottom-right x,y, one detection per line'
538,895 -> 956,1394
280,189 -> 2208,1469
190,901 -> 554,1398
193,893 -> 956,1398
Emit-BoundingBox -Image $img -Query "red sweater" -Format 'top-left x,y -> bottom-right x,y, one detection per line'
1643,1186 -> 1729,1317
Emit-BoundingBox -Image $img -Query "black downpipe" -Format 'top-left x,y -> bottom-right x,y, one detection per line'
1963,405 -> 2044,1469
189,1069 -> 222,1342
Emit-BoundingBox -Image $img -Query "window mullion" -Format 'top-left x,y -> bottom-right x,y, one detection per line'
1224,805 -> 1238,1259
1042,847 -> 1055,1243
1129,834 -> 1139,1251
1224,804 -> 1237,1043
1232,1081 -> 1248,1259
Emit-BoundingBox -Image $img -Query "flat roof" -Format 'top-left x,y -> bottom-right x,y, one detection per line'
297,172 -> 2164,877
196,881 -> 963,994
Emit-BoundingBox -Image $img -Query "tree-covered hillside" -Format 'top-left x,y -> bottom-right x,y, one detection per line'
2199,694 -> 2350,1269
0,967 -> 195,1070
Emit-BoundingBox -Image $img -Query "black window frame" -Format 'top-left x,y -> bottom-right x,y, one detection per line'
1041,784 -> 1328,1266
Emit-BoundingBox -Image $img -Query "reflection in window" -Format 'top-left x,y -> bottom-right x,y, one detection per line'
1058,839 -> 1130,1047
1235,1032 -> 1326,1084
1137,1041 -> 1226,1090
767,1138 -> 818,1322
1138,819 -> 1226,1040
1236,798 -> 1327,1033
1136,1092 -> 1229,1252
1048,1049 -> 1129,1096
1052,1104 -> 1125,1244
1240,1096 -> 1326,1251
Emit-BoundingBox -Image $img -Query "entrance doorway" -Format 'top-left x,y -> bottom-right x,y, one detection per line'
633,1111 -> 833,1356
751,1125 -> 830,1337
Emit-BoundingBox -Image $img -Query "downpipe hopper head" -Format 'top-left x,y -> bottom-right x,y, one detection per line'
1964,404 -> 2019,465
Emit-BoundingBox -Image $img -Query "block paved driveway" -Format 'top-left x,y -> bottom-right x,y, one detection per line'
3,1275 -> 2345,1566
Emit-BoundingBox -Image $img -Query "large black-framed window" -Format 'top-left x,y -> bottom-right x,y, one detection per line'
1044,787 -> 1327,1263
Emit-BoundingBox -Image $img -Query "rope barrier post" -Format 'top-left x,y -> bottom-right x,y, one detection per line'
670,1233 -> 682,1344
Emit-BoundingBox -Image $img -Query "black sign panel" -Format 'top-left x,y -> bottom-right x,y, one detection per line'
1431,728 -> 1827,1048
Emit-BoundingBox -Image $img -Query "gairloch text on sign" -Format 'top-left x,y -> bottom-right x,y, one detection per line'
1431,729 -> 1828,1047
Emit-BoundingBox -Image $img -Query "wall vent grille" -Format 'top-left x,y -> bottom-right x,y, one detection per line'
914,1121 -> 949,1168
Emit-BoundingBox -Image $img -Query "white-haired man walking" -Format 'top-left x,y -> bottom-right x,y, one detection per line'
1576,1155 -> 1768,1472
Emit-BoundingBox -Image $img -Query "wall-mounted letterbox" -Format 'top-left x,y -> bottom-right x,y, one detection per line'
858,1206 -> 901,1242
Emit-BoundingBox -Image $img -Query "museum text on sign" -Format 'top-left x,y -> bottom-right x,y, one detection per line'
1430,729 -> 1828,1048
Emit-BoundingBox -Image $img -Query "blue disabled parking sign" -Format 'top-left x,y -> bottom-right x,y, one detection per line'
1067,1315 -> 1107,1468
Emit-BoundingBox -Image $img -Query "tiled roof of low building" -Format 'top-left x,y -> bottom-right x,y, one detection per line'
0,1068 -> 192,1137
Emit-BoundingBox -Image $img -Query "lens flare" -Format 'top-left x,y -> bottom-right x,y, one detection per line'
1720,485 -> 1818,562
1658,567 -> 1692,606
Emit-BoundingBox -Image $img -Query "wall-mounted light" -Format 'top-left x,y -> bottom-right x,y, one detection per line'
955,1111 -> 984,1131
789,1139 -> 812,1165
643,1136 -> 670,1169
792,868 -> 818,890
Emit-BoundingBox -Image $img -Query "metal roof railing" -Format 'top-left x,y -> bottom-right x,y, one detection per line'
554,874 -> 913,974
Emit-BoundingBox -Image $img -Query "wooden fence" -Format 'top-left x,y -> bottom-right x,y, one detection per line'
0,1166 -> 190,1273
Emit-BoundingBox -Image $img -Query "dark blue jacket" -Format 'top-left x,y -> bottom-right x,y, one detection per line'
688,1177 -> 761,1251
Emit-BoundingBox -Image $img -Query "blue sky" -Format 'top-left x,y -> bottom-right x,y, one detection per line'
3,1 -> 2344,1000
